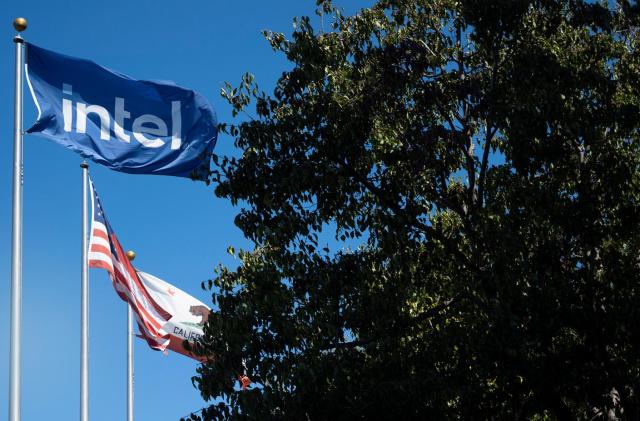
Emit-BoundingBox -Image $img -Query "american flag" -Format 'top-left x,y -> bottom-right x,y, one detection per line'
88,177 -> 173,351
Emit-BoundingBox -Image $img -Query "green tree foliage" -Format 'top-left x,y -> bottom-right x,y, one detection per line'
187,0 -> 640,419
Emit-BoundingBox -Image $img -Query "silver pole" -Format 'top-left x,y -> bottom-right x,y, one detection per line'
81,162 -> 89,421
125,250 -> 136,421
127,306 -> 134,421
9,25 -> 25,421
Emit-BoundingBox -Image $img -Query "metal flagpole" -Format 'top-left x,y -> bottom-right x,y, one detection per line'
81,162 -> 89,421
127,306 -> 134,421
126,250 -> 136,421
9,17 -> 27,421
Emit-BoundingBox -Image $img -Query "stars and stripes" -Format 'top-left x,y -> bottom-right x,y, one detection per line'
88,178 -> 173,351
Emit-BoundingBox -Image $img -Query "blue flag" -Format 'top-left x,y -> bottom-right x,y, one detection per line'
25,43 -> 217,178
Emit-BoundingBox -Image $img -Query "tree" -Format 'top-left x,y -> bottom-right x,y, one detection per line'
187,1 -> 640,419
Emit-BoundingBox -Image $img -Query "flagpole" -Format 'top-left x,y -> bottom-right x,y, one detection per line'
81,161 -> 89,421
127,306 -> 134,421
126,250 -> 136,421
9,17 -> 27,421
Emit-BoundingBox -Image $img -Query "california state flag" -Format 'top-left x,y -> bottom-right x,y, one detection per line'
136,271 -> 210,361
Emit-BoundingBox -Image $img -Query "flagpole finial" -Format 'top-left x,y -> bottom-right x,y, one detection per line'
13,18 -> 27,33
126,250 -> 136,261
80,162 -> 89,169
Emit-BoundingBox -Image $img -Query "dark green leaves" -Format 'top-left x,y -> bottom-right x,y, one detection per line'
192,1 -> 640,419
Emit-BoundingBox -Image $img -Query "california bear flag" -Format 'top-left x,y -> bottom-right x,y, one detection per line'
137,271 -> 210,361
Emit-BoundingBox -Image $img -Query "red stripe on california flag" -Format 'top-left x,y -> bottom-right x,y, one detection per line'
167,335 -> 208,362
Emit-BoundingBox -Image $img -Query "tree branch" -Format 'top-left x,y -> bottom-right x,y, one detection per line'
320,293 -> 465,351
477,33 -> 502,210
477,125 -> 497,209
455,22 -> 476,212
337,159 -> 476,271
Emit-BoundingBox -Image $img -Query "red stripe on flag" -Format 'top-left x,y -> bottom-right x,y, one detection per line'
92,229 -> 109,241
166,335 -> 208,362
112,267 -> 165,333
88,259 -> 114,274
136,321 -> 170,350
90,244 -> 111,255
111,234 -> 171,321
88,182 -> 173,352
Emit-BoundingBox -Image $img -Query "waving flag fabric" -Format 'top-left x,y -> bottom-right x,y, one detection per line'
25,43 -> 217,178
88,178 -> 172,350
137,271 -> 210,361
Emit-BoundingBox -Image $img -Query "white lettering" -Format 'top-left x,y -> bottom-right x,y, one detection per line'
171,101 -> 181,150
63,84 -> 182,149
114,97 -> 130,143
62,84 -> 73,133
132,114 -> 167,148
76,103 -> 111,141
63,98 -> 73,132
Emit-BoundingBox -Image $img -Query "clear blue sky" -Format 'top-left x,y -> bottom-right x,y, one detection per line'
0,1 -> 368,419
